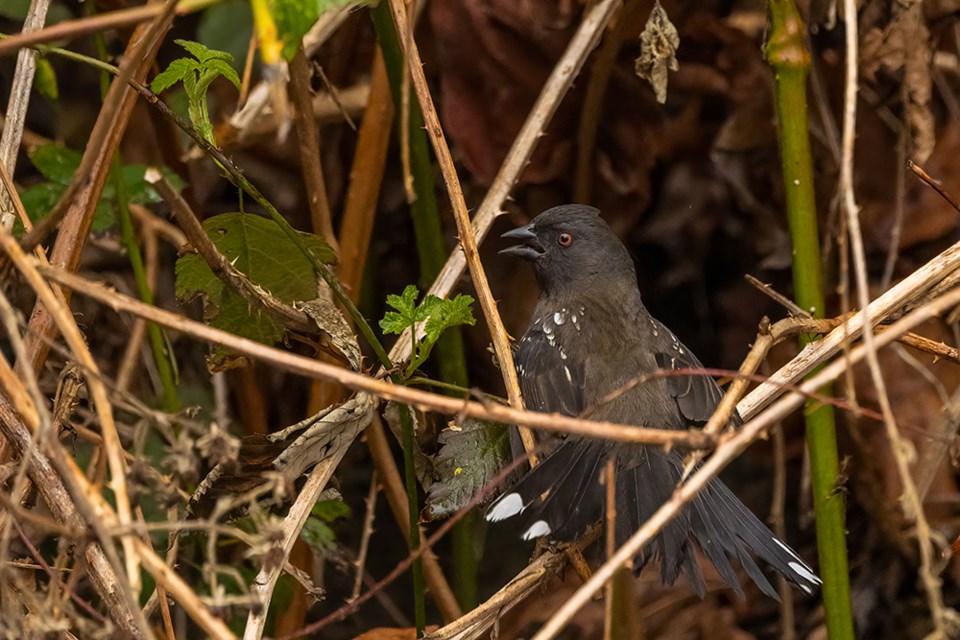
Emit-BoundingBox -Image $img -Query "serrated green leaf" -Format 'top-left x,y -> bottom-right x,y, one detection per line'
175,212 -> 335,369
379,284 -> 422,335
423,419 -> 510,521
423,294 -> 476,345
150,58 -> 194,94
175,39 -> 218,63
205,59 -> 241,89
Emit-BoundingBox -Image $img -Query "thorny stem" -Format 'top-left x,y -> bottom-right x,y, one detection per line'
12,39 -> 395,372
766,1 -> 855,638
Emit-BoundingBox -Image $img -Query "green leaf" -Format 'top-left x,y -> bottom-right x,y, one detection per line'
150,58 -> 194,94
379,284 -> 423,335
19,182 -> 62,223
379,287 -> 476,377
423,419 -> 510,521
120,164 -> 183,205
300,498 -> 350,551
34,57 -> 58,100
175,212 -> 336,369
0,0 -> 29,19
28,144 -> 80,184
269,0 -> 319,61
205,59 -> 241,90
423,294 -> 476,345
19,145 -> 181,231
174,38 -> 227,64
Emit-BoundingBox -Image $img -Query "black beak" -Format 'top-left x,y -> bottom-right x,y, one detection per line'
499,223 -> 545,260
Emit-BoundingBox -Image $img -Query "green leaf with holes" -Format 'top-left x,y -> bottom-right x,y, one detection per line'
175,212 -> 335,370
422,419 -> 510,521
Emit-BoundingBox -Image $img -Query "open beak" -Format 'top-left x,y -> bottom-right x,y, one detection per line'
499,223 -> 545,260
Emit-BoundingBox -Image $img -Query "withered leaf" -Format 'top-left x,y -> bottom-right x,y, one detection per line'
635,1 -> 680,104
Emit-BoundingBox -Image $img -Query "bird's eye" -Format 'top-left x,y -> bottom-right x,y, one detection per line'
557,232 -> 573,247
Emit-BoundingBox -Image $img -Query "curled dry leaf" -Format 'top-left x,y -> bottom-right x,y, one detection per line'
635,1 -> 680,104
188,289 -> 374,515
300,294 -> 362,371
270,392 -> 376,482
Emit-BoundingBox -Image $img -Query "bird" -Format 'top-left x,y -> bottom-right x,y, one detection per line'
487,204 -> 821,599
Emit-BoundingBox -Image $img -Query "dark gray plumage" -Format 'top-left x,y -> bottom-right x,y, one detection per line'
487,204 -> 820,599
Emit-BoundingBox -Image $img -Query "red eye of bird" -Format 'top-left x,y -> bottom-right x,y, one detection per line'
558,232 -> 573,247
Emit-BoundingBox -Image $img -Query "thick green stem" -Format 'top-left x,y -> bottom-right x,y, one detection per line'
766,2 -> 855,639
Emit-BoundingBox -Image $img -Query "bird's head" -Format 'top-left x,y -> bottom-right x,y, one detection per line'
500,204 -> 636,296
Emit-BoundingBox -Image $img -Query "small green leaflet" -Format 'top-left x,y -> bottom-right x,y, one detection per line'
17,144 -> 181,232
151,39 -> 240,144
423,419 -> 510,521
379,284 -> 476,378
300,498 -> 351,551
175,212 -> 335,370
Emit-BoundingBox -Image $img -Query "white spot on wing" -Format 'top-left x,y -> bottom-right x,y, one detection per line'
486,493 -> 525,522
522,520 -> 551,540
564,366 -> 573,382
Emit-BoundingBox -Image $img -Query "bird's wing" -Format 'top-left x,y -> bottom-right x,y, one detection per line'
650,319 -> 738,426
515,326 -> 585,416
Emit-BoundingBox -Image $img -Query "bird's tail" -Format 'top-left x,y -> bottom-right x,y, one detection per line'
486,440 -> 822,599
615,447 -> 822,599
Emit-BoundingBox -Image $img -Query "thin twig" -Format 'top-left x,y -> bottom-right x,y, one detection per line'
40,264 -> 716,449
739,237 -> 960,419
385,0 -> 535,456
1,225 -> 144,604
289,46 -> 339,254
0,1 -> 196,56
352,469 -> 379,600
839,1 -> 948,634
908,160 -> 960,214
0,0 -> 51,231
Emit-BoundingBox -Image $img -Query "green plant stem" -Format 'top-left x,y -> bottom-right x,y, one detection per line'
372,1 -> 477,611
115,164 -> 180,413
766,2 -> 855,639
93,27 -> 179,412
398,402 -> 426,636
